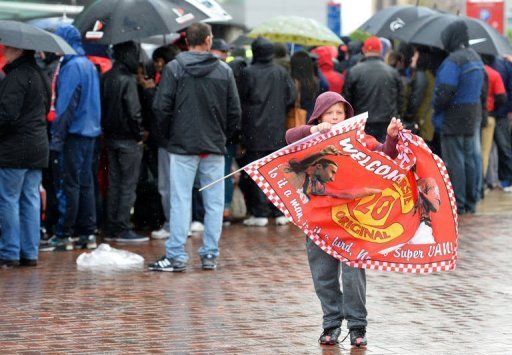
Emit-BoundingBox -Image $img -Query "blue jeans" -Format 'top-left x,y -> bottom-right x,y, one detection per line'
441,135 -> 477,213
55,135 -> 97,238
0,169 -> 42,261
166,153 -> 225,262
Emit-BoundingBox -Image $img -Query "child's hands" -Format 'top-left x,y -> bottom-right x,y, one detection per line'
387,117 -> 403,138
311,122 -> 333,134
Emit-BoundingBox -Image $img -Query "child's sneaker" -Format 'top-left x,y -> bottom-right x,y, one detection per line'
349,327 -> 367,347
319,327 -> 341,345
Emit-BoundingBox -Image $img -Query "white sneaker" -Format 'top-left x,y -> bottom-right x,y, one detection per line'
504,186 -> 512,193
243,216 -> 269,227
275,216 -> 290,225
151,228 -> 170,240
190,221 -> 205,233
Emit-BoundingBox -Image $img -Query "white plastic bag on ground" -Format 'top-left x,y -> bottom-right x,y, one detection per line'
76,243 -> 144,270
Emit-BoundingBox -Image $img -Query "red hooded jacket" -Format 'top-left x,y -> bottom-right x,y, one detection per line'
312,46 -> 344,93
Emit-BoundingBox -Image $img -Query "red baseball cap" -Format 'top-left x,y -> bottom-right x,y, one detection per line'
363,36 -> 382,53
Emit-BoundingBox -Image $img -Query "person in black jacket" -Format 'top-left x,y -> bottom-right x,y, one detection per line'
240,37 -> 296,227
0,46 -> 50,267
137,45 -> 180,239
343,36 -> 403,142
101,41 -> 148,243
150,23 -> 241,272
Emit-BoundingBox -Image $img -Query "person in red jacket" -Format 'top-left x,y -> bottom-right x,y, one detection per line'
311,46 -> 344,93
285,91 -> 402,348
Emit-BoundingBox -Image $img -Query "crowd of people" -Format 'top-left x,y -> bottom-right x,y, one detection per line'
2,17 -> 512,348
1,19 -> 512,264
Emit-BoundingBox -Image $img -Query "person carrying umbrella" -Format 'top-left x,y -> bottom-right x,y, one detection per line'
101,41 -> 149,244
433,20 -> 485,214
46,24 -> 102,250
0,44 -> 51,267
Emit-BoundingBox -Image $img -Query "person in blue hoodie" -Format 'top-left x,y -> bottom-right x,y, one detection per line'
46,24 -> 101,251
433,20 -> 484,215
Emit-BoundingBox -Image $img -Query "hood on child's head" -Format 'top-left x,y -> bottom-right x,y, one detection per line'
308,91 -> 354,125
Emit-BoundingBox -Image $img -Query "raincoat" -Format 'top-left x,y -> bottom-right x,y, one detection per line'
0,54 -> 50,168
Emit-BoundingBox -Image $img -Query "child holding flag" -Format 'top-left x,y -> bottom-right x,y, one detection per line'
285,91 -> 403,347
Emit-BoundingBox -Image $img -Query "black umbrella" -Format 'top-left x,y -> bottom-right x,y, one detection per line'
393,13 -> 512,57
358,5 -> 436,39
73,0 -> 209,45
0,20 -> 76,55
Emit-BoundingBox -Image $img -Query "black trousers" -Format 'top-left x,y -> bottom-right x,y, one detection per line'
243,150 -> 283,218
493,116 -> 512,182
106,140 -> 143,235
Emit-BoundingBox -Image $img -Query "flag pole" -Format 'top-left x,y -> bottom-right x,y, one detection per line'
199,112 -> 369,191
199,167 -> 245,192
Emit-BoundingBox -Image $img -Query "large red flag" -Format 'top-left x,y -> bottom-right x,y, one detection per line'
245,113 -> 458,273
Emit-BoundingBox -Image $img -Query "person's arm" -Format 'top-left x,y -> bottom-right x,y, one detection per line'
123,77 -> 144,142
0,74 -> 26,136
285,125 -> 313,144
370,118 -> 402,159
433,58 -> 460,113
52,63 -> 81,151
152,61 -> 179,140
494,93 -> 507,111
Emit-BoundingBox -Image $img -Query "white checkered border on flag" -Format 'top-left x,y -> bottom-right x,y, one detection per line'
244,115 -> 458,273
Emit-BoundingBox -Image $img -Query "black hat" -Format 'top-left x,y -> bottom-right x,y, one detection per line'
211,38 -> 230,51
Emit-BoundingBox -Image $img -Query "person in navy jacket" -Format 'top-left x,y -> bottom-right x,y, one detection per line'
433,20 -> 485,215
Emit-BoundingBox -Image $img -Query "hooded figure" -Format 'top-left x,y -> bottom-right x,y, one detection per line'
101,41 -> 143,141
101,41 -> 148,242
311,46 -> 344,93
48,24 -> 102,250
433,20 -> 485,215
239,36 -> 296,224
433,20 -> 484,136
52,24 -> 101,151
240,37 -> 296,152
347,40 -> 364,69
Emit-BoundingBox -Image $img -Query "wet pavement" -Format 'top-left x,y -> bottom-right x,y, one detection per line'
1,189 -> 512,354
